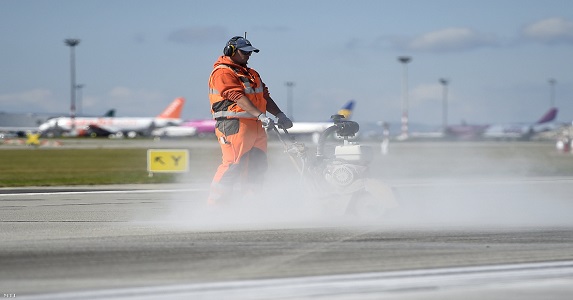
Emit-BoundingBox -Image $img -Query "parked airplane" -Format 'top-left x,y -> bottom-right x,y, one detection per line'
285,100 -> 355,138
151,100 -> 356,141
38,97 -> 185,138
151,119 -> 215,138
445,107 -> 558,140
1,109 -> 118,138
444,122 -> 490,140
482,107 -> 558,140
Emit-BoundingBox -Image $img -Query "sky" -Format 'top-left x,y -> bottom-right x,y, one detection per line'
1,0 -> 572,127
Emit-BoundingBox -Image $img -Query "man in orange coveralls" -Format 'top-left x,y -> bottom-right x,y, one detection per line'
207,36 -> 293,204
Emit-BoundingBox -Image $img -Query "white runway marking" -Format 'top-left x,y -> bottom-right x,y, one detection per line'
390,176 -> 573,187
18,260 -> 573,300
3,175 -> 572,197
0,188 -> 207,197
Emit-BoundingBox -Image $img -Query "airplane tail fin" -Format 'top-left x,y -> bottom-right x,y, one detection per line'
157,97 -> 185,119
536,107 -> 558,124
103,109 -> 115,117
337,100 -> 355,119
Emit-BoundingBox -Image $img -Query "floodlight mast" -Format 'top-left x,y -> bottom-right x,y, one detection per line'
76,84 -> 85,116
548,78 -> 556,108
398,56 -> 411,139
65,38 -> 80,134
285,81 -> 295,121
440,78 -> 449,133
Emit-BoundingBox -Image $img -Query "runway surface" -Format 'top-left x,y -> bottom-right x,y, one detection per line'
1,178 -> 573,299
1,140 -> 573,299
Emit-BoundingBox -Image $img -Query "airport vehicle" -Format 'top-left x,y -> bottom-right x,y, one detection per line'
151,100 -> 355,140
270,114 -> 397,218
445,107 -> 558,140
38,97 -> 185,138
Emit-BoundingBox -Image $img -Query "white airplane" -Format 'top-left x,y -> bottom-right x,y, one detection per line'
151,119 -> 213,138
0,109 -> 116,138
445,107 -> 559,140
151,124 -> 197,138
285,100 -> 355,141
38,97 -> 185,138
482,107 -> 558,140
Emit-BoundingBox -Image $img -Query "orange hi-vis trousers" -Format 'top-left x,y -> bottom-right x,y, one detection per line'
208,118 -> 268,204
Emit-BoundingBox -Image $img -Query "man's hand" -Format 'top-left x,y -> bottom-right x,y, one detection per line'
276,112 -> 293,129
258,113 -> 274,129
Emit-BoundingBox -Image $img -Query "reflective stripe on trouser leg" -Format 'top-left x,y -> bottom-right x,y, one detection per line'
208,119 -> 267,203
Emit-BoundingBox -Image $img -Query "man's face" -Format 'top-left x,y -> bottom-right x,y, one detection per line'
232,49 -> 252,65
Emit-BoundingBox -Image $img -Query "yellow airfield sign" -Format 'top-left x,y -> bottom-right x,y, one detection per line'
147,149 -> 189,173
26,132 -> 41,146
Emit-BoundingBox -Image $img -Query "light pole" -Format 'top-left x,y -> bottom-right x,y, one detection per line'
65,38 -> 80,133
549,78 -> 556,108
76,84 -> 85,116
285,81 -> 295,121
439,78 -> 449,133
398,56 -> 411,139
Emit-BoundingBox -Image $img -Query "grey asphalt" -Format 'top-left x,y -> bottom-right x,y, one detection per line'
1,178 -> 573,299
1,140 -> 573,299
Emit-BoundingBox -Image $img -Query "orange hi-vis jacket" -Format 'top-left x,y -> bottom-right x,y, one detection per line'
209,56 -> 267,120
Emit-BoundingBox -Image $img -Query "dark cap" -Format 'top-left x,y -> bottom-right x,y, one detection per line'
230,37 -> 259,53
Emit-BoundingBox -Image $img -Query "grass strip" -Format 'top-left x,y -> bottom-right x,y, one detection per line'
0,148 -> 180,187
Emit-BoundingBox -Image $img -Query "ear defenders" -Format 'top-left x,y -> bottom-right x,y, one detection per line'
223,36 -> 243,56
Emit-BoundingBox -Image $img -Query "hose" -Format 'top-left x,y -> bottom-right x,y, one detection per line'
316,125 -> 339,158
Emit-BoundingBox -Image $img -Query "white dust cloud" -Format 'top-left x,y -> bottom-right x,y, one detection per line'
142,141 -> 573,231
